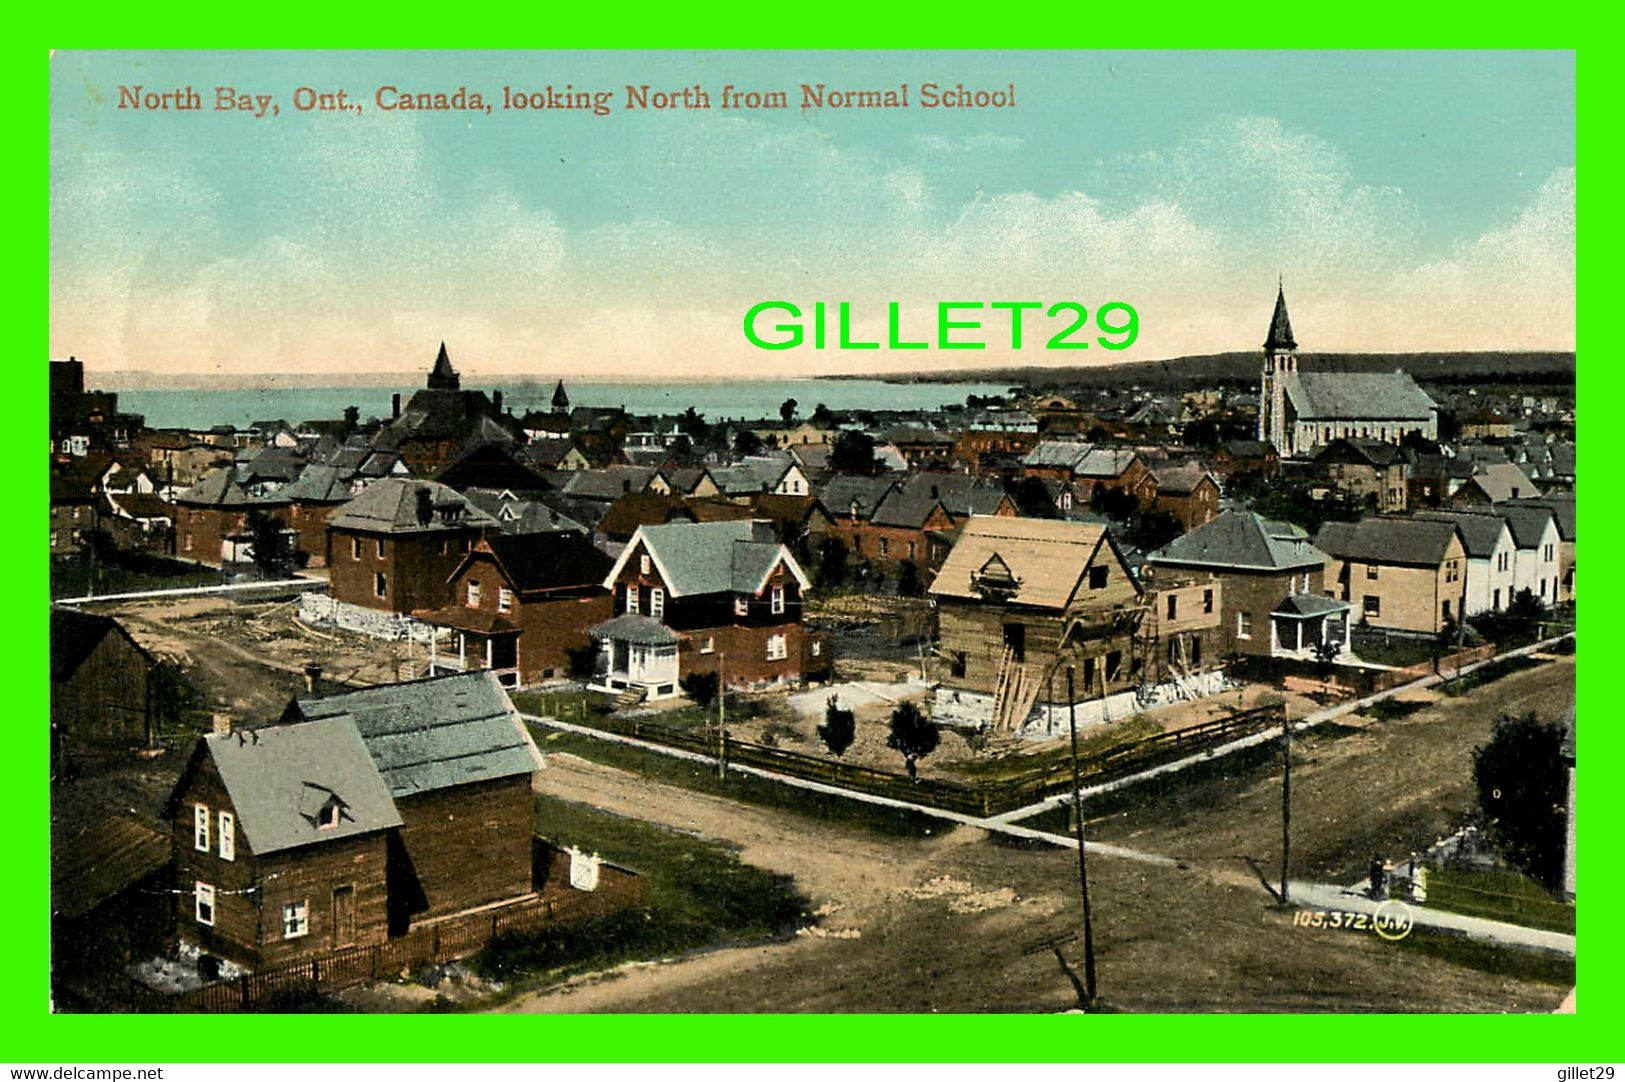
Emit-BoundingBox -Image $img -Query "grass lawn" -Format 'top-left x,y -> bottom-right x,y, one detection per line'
509,688 -> 613,722
1440,655 -> 1541,697
1422,866 -> 1575,935
50,557 -> 229,599
463,794 -> 814,1002
1397,928 -> 1575,987
1352,637 -> 1442,668
530,725 -> 940,838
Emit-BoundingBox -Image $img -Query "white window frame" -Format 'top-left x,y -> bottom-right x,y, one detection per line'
771,585 -> 785,615
193,803 -> 210,851
640,554 -> 651,575
376,538 -> 386,558
767,633 -> 787,661
218,811 -> 235,861
497,587 -> 514,614
626,584 -> 639,614
351,535 -> 362,560
700,636 -> 715,654
1236,611 -> 1252,640
282,899 -> 309,939
467,580 -> 482,608
374,571 -> 387,598
195,882 -> 215,926
734,596 -> 749,617
650,588 -> 665,618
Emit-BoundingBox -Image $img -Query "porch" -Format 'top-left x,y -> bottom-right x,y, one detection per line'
587,614 -> 682,701
1270,593 -> 1352,661
415,605 -> 523,688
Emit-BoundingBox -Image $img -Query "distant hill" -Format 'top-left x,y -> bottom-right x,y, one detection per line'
859,351 -> 1577,390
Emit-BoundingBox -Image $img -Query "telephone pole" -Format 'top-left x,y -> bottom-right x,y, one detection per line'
1065,665 -> 1098,1007
717,653 -> 727,780
1280,709 -> 1292,905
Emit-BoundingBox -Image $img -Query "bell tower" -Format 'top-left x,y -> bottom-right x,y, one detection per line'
1258,284 -> 1297,452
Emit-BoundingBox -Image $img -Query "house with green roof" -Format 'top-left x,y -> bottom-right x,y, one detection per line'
592,519 -> 816,701
1148,509 -> 1349,660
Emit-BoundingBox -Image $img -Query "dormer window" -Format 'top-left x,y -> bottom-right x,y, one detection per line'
318,799 -> 341,830
735,596 -> 749,617
640,554 -> 651,575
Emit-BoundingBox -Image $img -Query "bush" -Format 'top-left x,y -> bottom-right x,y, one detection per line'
680,671 -> 720,708
886,701 -> 940,781
818,696 -> 856,757
1473,711 -> 1568,890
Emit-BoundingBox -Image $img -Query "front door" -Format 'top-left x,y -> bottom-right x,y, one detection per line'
332,885 -> 355,948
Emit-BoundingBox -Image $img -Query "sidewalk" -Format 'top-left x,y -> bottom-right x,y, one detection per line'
1288,879 -> 1575,956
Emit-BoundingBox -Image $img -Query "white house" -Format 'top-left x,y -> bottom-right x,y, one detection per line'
1416,511 -> 1517,615
1501,505 -> 1563,607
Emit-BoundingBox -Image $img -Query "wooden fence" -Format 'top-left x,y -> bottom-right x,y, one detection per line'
129,866 -> 646,1013
544,702 -> 1288,818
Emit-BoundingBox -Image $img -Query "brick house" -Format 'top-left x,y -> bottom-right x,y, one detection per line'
166,672 -> 546,971
1315,517 -> 1467,635
274,464 -> 356,568
590,520 -> 815,700
856,473 -> 1016,586
415,532 -> 614,687
326,478 -> 498,614
1209,439 -> 1280,482
1147,464 -> 1222,531
173,467 -> 292,567
1147,510 -> 1348,659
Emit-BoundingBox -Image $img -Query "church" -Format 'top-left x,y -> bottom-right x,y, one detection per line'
1256,287 -> 1438,458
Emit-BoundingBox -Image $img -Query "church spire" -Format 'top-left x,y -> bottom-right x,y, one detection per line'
428,341 -> 461,391
1264,284 -> 1297,352
551,379 -> 570,413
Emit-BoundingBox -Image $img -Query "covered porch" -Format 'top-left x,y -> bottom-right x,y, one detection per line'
415,605 -> 522,688
587,614 -> 681,701
1270,594 -> 1352,661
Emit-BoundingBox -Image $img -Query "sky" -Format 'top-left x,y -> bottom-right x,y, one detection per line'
49,50 -> 1576,379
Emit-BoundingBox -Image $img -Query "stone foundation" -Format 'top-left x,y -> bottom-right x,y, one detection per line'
297,592 -> 445,644
931,668 -> 1233,739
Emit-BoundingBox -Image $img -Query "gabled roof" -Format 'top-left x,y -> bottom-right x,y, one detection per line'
1284,372 -> 1436,422
327,478 -> 498,535
1414,510 -> 1512,559
276,463 -> 355,503
1314,517 -> 1462,567
710,456 -> 795,496
819,474 -> 897,519
51,814 -> 170,921
1273,593 -> 1348,618
1469,462 -> 1542,502
561,466 -> 660,502
607,519 -> 810,597
930,517 -> 1126,610
1314,438 -> 1407,468
290,671 -> 543,798
454,533 -> 613,594
1073,448 -> 1143,479
1497,504 -> 1559,550
1022,440 -> 1092,470
1149,510 -> 1326,573
461,488 -> 589,536
1151,464 -> 1218,496
195,718 -> 403,856
51,606 -> 152,682
1504,494 -> 1575,541
174,466 -> 259,508
871,473 -> 1008,529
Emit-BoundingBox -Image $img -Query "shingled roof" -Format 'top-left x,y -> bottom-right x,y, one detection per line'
51,606 -> 152,682
193,718 -> 403,856
931,517 -> 1125,610
1149,510 -> 1327,572
871,473 -> 1008,529
1283,372 -> 1437,422
1414,510 -> 1512,559
456,533 -> 613,595
275,463 -> 355,503
289,671 -> 543,799
610,519 -> 810,598
1314,517 -> 1463,567
327,478 -> 498,535
174,467 -> 260,508
1497,504 -> 1559,550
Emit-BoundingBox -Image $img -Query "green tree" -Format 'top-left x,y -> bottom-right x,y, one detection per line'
896,559 -> 922,598
1010,476 -> 1058,519
247,511 -> 293,577
681,671 -> 720,709
814,536 -> 849,590
1474,711 -> 1568,889
886,701 -> 940,781
733,428 -> 765,457
779,398 -> 798,424
830,429 -> 878,474
818,695 -> 856,757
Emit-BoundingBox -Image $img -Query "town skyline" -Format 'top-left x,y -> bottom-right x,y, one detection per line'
51,50 -> 1574,378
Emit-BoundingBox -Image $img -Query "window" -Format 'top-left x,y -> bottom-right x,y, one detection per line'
771,585 -> 785,615
1363,595 -> 1381,616
282,900 -> 309,939
950,651 -> 967,678
467,580 -> 482,608
700,636 -> 715,654
1443,600 -> 1453,621
1301,573 -> 1310,594
1236,612 -> 1252,639
879,538 -> 889,557
734,596 -> 749,617
218,811 -> 235,861
373,572 -> 387,598
1365,564 -> 1379,580
193,804 -> 210,851
1089,566 -> 1108,589
1203,589 -> 1214,614
1166,595 -> 1178,620
1545,543 -> 1555,561
1493,588 -> 1502,610
498,587 -> 514,614
766,634 -> 787,661
650,588 -> 665,618
1445,561 -> 1459,583
907,541 -> 916,560
626,584 -> 639,614
351,536 -> 362,560
195,882 -> 215,926
376,538 -> 386,558
184,534 -> 194,552
640,554 -> 651,575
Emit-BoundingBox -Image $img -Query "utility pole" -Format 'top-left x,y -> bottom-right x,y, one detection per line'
717,653 -> 727,780
1065,665 -> 1098,1007
1280,709 -> 1292,905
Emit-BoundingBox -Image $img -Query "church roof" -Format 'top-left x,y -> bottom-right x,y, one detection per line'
1264,285 -> 1296,351
1283,371 -> 1437,422
428,341 -> 460,390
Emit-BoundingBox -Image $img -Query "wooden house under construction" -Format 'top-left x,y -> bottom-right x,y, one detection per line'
930,517 -> 1223,732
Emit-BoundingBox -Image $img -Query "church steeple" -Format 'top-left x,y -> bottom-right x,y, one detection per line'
551,379 -> 570,414
1264,283 -> 1297,352
428,342 -> 461,391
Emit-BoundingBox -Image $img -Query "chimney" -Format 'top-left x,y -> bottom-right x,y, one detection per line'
392,393 -> 402,420
492,389 -> 503,413
416,486 -> 434,526
303,663 -> 323,694
212,712 -> 232,736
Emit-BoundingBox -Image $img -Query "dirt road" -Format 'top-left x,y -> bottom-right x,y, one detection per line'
499,658 -> 1576,1013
